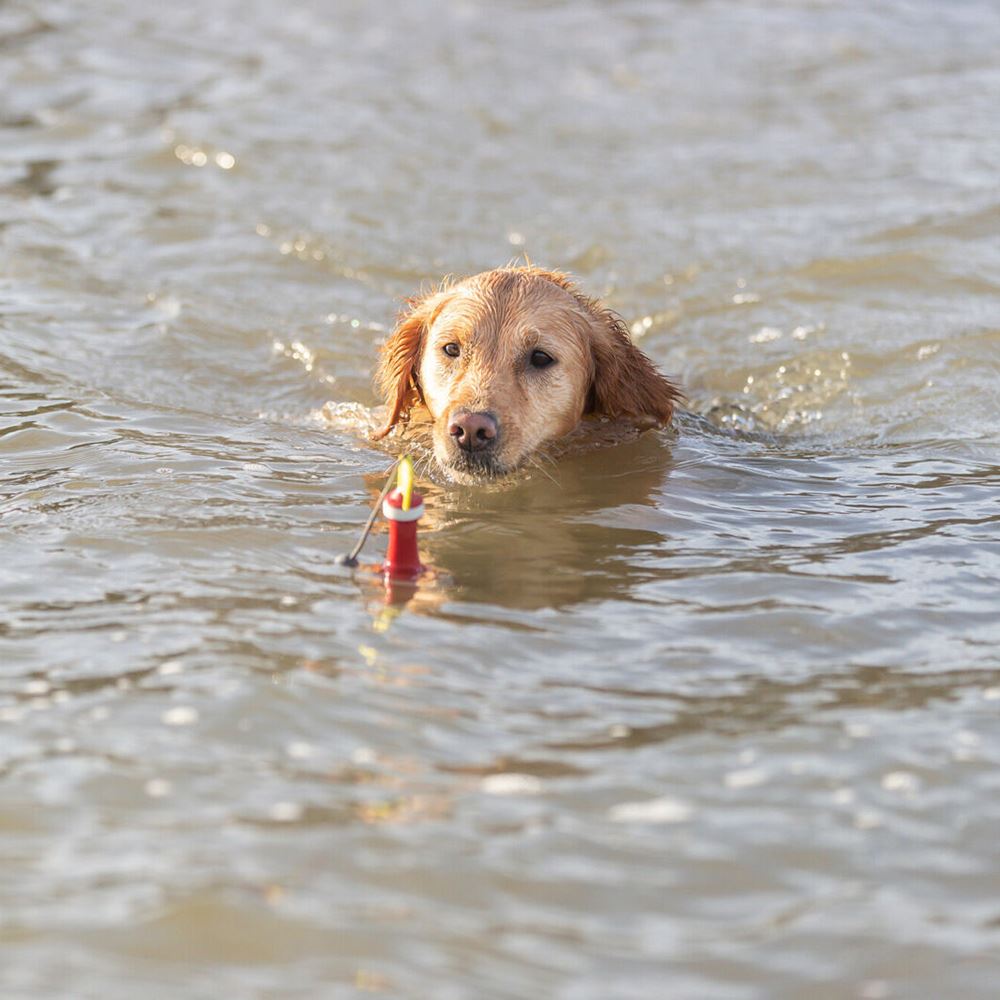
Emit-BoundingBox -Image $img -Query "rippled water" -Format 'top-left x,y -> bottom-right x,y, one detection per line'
3,1 -> 1000,997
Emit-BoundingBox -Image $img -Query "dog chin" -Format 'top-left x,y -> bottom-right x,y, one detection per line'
438,449 -> 510,482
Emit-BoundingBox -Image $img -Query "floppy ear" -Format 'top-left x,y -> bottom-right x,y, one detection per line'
372,293 -> 442,440
588,311 -> 682,428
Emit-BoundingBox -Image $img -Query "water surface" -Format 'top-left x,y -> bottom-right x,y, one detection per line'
2,1 -> 1000,998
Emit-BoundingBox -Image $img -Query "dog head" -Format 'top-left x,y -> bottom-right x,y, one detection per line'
373,266 -> 680,480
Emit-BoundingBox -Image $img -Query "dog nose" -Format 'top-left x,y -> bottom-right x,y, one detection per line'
448,410 -> 499,452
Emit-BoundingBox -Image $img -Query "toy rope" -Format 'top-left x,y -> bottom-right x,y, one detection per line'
337,457 -> 402,567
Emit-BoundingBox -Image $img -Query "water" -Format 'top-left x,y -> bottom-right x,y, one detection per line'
2,1 -> 1000,997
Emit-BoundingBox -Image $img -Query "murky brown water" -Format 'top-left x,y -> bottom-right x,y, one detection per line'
3,1 -> 1000,997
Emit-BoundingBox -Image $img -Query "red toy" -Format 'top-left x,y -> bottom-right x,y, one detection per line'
381,458 -> 424,580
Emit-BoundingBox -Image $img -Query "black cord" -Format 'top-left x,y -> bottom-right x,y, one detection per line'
335,458 -> 401,567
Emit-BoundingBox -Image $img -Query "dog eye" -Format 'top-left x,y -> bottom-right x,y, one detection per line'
529,349 -> 555,369
442,342 -> 461,358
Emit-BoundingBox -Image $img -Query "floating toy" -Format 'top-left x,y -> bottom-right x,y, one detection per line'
336,456 -> 425,588
380,456 -> 424,580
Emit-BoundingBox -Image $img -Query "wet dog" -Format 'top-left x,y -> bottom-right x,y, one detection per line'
373,266 -> 681,481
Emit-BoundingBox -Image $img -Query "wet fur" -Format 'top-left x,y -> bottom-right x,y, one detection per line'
373,266 -> 681,479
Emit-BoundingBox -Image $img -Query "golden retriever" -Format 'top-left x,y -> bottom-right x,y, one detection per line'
372,265 -> 681,480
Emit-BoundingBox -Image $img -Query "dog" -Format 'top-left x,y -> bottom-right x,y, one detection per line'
372,266 -> 681,481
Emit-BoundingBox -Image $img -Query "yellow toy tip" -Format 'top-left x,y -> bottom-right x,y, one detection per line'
397,456 -> 414,511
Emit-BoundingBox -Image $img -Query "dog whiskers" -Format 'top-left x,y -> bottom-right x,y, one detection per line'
527,454 -> 560,487
534,448 -> 559,469
414,453 -> 435,481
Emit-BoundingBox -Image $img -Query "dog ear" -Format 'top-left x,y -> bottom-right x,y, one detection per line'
372,303 -> 425,440
588,311 -> 682,428
372,291 -> 448,440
